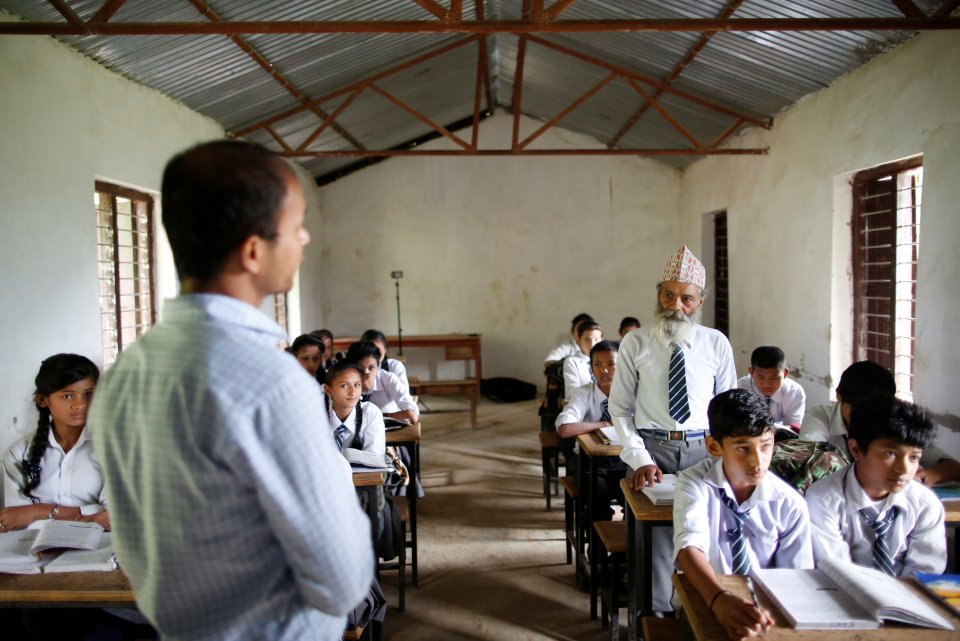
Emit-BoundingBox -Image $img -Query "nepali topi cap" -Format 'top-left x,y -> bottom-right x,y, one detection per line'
661,245 -> 706,289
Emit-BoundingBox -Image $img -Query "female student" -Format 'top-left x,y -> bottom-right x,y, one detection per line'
291,333 -> 327,383
346,341 -> 419,424
309,328 -> 337,369
562,320 -> 602,397
323,360 -> 386,460
1,353 -> 108,532
360,329 -> 409,393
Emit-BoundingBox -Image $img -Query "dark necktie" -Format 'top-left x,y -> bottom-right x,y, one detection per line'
361,393 -> 371,403
667,344 -> 691,423
600,398 -> 611,423
863,506 -> 900,576
334,424 -> 349,451
720,489 -> 752,575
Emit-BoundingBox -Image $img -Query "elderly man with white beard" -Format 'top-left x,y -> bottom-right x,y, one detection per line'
609,245 -> 737,614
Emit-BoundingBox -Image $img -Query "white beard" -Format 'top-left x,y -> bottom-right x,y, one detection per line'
653,305 -> 701,348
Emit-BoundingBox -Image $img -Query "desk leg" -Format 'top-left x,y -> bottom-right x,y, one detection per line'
575,455 -> 589,589
588,455 -> 598,620
411,441 -> 419,587
640,523 -> 655,617
627,505 -> 638,641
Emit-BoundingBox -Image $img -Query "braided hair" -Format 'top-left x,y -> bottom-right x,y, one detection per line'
20,354 -> 100,500
323,361 -> 366,447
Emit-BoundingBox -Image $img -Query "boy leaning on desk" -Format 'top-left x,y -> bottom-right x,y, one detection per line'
673,388 -> 814,640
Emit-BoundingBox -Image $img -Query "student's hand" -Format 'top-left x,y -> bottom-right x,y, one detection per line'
631,464 -> 663,490
77,511 -> 111,532
713,591 -> 774,640
0,504 -> 48,532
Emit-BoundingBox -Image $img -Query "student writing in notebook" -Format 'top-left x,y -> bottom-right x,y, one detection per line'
544,312 -> 594,364
562,320 -> 602,397
556,340 -> 625,520
805,394 -> 946,577
674,389 -> 813,640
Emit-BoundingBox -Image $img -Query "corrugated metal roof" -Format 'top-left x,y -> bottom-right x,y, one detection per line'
1,0 -> 931,177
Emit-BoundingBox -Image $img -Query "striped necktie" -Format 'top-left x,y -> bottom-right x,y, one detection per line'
863,506 -> 900,576
667,344 -> 691,423
600,398 -> 611,423
720,489 -> 752,575
334,424 -> 349,451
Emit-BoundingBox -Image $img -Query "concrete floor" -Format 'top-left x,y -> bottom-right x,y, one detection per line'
381,397 -> 614,641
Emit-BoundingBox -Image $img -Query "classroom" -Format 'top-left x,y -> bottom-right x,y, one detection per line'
1,3 -> 959,641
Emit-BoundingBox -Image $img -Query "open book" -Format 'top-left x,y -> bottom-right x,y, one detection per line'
753,558 -> 954,630
641,474 -> 676,505
597,426 -> 621,446
0,521 -> 116,574
344,448 -> 393,473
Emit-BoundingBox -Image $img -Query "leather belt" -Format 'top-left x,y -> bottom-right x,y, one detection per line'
639,428 -> 707,442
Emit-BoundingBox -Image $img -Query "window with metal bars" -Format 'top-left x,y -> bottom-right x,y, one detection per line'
714,211 -> 729,337
95,181 -> 156,367
851,158 -> 922,402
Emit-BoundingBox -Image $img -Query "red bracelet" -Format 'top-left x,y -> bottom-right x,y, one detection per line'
709,589 -> 731,611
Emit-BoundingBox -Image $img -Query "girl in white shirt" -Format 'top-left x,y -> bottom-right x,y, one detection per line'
347,341 -> 419,424
323,361 -> 386,459
361,328 -> 409,394
291,333 -> 327,383
562,320 -> 602,397
0,353 -> 109,532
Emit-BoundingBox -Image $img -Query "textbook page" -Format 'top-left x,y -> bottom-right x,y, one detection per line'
43,533 -> 117,573
752,567 -> 879,629
29,520 -> 104,555
598,426 -> 621,445
821,558 -> 954,630
0,530 -> 49,574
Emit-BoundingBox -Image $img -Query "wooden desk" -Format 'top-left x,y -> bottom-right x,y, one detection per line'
673,573 -> 960,641
387,421 -> 421,586
622,479 -> 674,641
0,570 -> 135,608
353,471 -> 384,552
576,432 -> 622,619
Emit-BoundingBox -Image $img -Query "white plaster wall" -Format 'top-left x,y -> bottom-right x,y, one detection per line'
305,111 -> 682,387
680,31 -> 960,454
0,26 -> 225,486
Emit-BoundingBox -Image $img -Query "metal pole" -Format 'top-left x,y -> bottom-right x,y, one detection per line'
394,277 -> 404,356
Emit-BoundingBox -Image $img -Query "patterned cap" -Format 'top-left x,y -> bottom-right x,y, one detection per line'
661,245 -> 706,288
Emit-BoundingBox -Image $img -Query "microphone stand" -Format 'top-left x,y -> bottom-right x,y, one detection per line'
394,275 -> 403,356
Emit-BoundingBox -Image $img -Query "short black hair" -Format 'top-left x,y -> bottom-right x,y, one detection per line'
571,313 -> 594,331
345,341 -> 382,363
848,394 -> 935,452
291,334 -> 324,355
836,361 -> 895,405
590,340 -> 619,364
750,346 -> 785,370
707,389 -> 774,442
360,329 -> 388,346
161,139 -> 294,282
619,316 -> 641,332
576,321 -> 601,337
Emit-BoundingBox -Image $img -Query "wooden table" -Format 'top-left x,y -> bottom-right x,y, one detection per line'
387,421 -> 421,586
673,573 -> 960,641
621,479 -> 674,641
576,431 -> 622,619
0,570 -> 136,608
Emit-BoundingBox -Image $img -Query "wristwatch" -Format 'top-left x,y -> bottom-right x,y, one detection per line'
48,504 -> 62,520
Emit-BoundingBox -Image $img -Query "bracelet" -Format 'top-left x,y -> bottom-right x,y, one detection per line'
48,504 -> 61,520
709,589 -> 731,611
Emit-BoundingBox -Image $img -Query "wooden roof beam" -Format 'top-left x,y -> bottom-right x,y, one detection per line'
90,0 -> 128,24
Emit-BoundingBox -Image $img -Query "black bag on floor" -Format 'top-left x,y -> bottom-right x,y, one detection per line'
481,377 -> 537,402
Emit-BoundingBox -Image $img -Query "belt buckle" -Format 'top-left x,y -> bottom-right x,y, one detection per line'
669,430 -> 683,441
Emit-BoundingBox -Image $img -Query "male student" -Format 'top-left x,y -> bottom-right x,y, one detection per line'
737,345 -> 805,429
556,340 -> 624,520
90,141 -> 374,641
805,395 -> 946,576
799,360 -> 960,486
674,389 -> 813,640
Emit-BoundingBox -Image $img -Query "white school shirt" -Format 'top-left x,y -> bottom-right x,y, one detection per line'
737,374 -> 806,426
673,457 -> 814,573
805,463 -> 945,576
798,402 -> 952,469
368,369 -> 418,415
88,294 -> 373,641
562,352 -> 592,396
2,426 -> 106,515
382,358 -> 409,394
609,324 -> 737,470
556,382 -> 608,427
545,340 -> 580,363
328,401 -> 386,459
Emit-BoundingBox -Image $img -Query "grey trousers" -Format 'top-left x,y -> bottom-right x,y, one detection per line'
634,435 -> 708,613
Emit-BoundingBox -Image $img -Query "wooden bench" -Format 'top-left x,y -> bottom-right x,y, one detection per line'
538,431 -> 562,509
410,377 -> 478,427
641,616 -> 681,641
592,519 -> 627,638
559,475 -> 579,565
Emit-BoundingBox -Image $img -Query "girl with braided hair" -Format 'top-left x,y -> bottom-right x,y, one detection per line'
1,353 -> 109,532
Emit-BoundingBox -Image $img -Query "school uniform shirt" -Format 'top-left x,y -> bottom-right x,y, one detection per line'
673,457 -> 814,573
609,324 -> 737,470
2,426 -> 106,515
545,340 -> 580,363
329,401 -> 386,458
89,294 -> 373,641
368,369 -> 418,415
737,374 -> 806,426
382,358 -> 409,394
805,463 -> 946,576
562,351 -> 592,396
556,382 -> 608,427
798,402 -> 952,469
